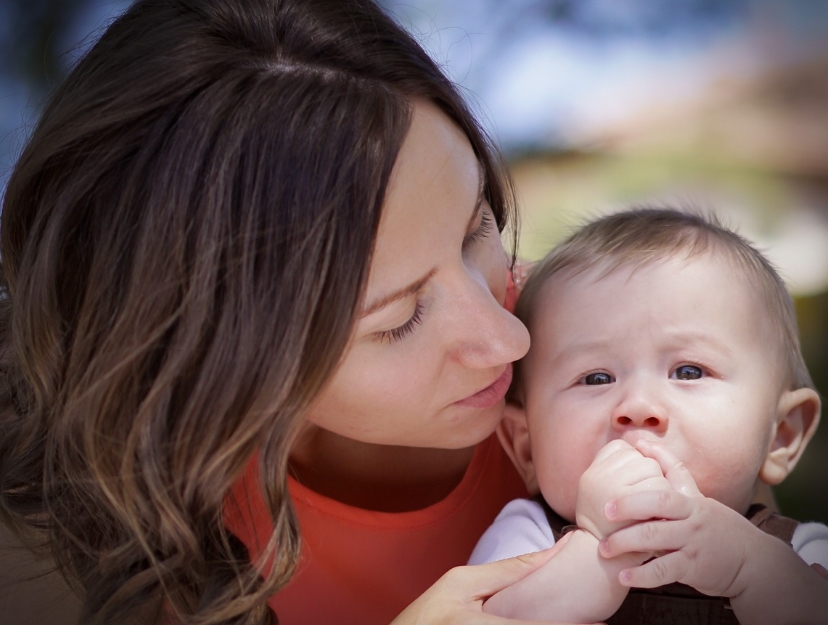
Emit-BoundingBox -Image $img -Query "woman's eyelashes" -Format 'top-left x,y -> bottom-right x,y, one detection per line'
371,206 -> 492,346
463,207 -> 494,247
372,205 -> 493,346
374,301 -> 425,343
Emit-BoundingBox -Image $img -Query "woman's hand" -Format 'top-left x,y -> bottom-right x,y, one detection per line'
391,535 -> 603,625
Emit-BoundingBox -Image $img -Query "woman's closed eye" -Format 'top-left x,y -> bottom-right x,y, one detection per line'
374,301 -> 425,343
463,206 -> 494,247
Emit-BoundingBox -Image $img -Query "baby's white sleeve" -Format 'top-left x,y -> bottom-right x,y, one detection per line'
791,521 -> 828,568
468,498 -> 556,565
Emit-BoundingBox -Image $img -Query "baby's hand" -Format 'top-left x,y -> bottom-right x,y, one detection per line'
576,439 -> 673,539
597,441 -> 828,625
599,440 -> 758,597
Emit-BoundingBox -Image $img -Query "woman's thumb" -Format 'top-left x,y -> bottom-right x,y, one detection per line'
461,532 -> 571,599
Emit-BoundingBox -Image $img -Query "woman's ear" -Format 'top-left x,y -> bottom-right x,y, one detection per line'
497,403 -> 539,494
760,387 -> 821,486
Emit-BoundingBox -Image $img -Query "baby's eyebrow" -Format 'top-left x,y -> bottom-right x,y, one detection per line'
660,331 -> 734,357
359,268 -> 438,318
551,339 -> 615,363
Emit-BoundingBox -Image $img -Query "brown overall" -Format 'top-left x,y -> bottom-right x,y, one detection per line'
534,497 -> 799,625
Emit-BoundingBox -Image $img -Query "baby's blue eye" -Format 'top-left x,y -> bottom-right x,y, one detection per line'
674,365 -> 702,380
584,372 -> 614,385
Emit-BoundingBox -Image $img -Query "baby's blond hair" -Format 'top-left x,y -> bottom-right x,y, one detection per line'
515,207 -> 813,396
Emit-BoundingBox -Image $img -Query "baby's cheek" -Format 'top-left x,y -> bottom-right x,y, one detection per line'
537,461 -> 580,523
692,462 -> 761,513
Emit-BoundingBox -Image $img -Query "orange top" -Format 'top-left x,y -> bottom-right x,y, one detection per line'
225,434 -> 527,625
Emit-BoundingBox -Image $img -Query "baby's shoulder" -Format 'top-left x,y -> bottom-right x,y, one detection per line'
468,498 -> 556,565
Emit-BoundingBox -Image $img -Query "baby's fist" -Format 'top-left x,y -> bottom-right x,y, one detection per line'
576,440 -> 673,538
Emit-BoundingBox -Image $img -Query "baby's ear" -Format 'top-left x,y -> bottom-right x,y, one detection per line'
497,402 -> 539,494
760,387 -> 821,486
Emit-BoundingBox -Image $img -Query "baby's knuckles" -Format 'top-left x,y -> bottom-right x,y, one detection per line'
576,450 -> 625,538
576,441 -> 670,538
620,495 -> 757,598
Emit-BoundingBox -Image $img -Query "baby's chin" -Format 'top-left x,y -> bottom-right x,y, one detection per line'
536,488 -> 577,524
721,484 -> 768,516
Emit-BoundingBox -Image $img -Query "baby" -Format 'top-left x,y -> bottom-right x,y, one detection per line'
470,208 -> 828,624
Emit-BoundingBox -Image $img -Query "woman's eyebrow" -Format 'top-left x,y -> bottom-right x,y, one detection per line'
360,268 -> 438,317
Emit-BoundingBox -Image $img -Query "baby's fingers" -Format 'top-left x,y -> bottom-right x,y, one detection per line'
606,488 -> 692,526
634,440 -> 701,497
617,551 -> 688,589
599,516 -> 688,559
591,439 -> 637,465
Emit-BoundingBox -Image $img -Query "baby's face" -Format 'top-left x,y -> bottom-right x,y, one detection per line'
521,253 -> 786,522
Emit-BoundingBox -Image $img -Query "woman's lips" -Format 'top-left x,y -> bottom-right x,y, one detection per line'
455,363 -> 513,409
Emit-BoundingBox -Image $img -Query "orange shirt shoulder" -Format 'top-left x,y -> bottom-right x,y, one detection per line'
225,434 -> 526,625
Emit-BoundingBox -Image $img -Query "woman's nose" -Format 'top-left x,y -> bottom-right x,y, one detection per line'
450,278 -> 530,369
611,384 -> 669,432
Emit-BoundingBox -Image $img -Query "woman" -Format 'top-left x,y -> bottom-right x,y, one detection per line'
0,0 -> 572,623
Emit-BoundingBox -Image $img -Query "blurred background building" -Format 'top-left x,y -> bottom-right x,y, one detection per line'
1,0 -> 826,524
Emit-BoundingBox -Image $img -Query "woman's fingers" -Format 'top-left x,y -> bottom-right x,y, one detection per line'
634,440 -> 701,497
390,534 -> 601,625
465,534 -> 573,599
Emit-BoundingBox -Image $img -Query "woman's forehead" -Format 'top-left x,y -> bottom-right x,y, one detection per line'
365,102 -> 480,296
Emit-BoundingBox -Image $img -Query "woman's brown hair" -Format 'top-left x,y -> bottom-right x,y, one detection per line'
0,0 -> 516,623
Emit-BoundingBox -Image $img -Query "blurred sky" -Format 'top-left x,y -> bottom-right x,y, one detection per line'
2,1 -> 827,173
380,0 -> 828,153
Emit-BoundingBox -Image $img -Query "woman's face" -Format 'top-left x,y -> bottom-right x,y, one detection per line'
305,102 -> 530,449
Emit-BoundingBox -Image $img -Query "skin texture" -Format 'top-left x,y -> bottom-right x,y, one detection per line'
487,252 -> 823,623
289,102 -> 531,512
